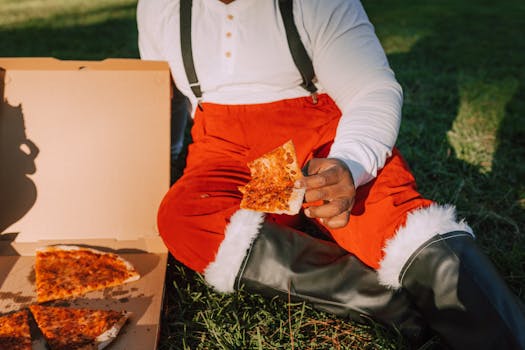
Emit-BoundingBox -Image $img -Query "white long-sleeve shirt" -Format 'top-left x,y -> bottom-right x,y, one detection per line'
137,0 -> 403,187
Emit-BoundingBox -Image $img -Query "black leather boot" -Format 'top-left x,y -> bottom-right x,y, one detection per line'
400,231 -> 525,349
234,221 -> 430,343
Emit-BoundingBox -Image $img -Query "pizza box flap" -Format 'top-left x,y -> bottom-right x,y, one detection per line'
0,57 -> 168,71
0,58 -> 171,243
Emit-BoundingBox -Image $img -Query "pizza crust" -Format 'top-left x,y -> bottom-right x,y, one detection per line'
285,187 -> 306,215
95,311 -> 130,350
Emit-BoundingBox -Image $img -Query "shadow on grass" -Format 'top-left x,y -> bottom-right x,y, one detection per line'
0,2 -> 139,59
159,255 -> 413,350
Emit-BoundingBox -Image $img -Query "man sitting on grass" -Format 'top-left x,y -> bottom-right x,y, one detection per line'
137,0 -> 525,348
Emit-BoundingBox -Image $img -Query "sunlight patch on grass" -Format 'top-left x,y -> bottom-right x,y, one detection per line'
381,32 -> 427,55
447,76 -> 518,173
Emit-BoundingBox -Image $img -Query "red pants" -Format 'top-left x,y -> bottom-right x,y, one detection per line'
158,94 -> 432,272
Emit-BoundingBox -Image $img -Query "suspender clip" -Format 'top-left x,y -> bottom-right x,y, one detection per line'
311,91 -> 318,104
197,99 -> 204,111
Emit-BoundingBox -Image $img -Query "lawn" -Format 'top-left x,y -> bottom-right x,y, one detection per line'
1,0 -> 524,348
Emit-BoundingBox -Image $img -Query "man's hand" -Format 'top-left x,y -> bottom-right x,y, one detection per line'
295,158 -> 356,229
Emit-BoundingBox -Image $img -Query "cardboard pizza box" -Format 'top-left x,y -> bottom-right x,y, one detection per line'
0,58 -> 171,349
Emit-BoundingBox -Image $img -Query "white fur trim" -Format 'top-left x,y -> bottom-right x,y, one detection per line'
204,209 -> 265,293
377,204 -> 473,289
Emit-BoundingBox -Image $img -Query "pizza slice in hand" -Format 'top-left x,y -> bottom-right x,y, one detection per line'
239,140 -> 305,215
35,245 -> 140,303
29,305 -> 129,350
0,309 -> 32,350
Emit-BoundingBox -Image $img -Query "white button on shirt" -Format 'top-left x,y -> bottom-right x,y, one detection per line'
137,0 -> 403,187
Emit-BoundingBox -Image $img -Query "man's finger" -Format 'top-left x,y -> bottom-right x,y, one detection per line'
324,211 -> 351,229
305,197 -> 353,218
301,166 -> 340,189
304,188 -> 327,203
304,182 -> 355,203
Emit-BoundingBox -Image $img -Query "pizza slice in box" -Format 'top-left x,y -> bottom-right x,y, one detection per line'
239,140 -> 305,215
35,245 -> 140,303
29,305 -> 129,350
0,309 -> 32,350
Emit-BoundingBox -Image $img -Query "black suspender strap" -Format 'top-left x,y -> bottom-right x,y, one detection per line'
179,0 -> 318,107
179,0 -> 203,109
278,0 -> 318,101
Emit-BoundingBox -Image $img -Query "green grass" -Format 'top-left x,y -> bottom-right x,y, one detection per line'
1,0 -> 524,348
0,0 -> 138,59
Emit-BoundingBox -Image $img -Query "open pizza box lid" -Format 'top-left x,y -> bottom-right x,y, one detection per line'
0,58 -> 171,349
